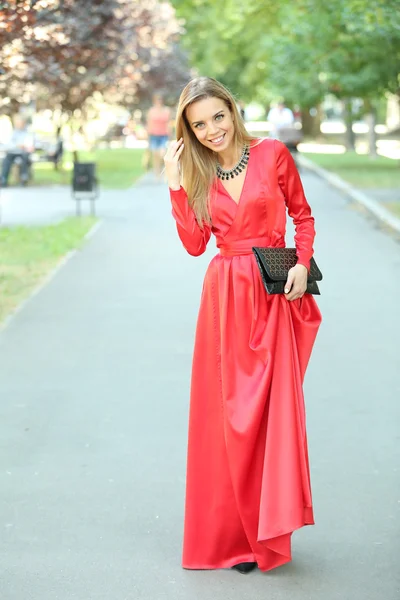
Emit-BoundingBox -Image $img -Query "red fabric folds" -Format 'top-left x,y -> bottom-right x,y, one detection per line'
170,138 -> 322,572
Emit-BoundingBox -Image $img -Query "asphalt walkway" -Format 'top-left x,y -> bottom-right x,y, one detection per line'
0,171 -> 399,599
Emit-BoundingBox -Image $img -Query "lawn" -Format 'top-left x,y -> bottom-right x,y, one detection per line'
383,202 -> 400,218
303,152 -> 399,189
9,147 -> 145,189
1,146 -> 145,324
0,217 -> 97,324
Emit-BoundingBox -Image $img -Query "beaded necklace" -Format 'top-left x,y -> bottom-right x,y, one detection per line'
216,145 -> 250,181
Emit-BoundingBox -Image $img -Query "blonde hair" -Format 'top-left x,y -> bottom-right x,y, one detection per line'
175,77 -> 255,225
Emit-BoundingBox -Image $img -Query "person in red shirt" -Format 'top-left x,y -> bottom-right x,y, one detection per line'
146,94 -> 171,178
164,77 -> 321,575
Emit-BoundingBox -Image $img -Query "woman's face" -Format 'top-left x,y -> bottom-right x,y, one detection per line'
185,96 -> 235,153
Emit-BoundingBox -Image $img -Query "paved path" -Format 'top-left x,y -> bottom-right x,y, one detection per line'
0,183 -> 147,226
0,172 -> 399,599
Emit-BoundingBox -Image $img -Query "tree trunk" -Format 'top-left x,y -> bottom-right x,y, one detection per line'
63,107 -> 80,163
343,98 -> 355,151
301,106 -> 322,138
364,99 -> 378,158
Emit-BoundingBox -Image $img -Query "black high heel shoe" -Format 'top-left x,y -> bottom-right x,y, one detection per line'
232,562 -> 257,574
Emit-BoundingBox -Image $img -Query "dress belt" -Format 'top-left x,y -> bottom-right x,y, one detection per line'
218,237 -> 283,257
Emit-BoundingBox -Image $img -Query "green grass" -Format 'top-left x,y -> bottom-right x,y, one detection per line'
9,148 -> 145,189
303,152 -> 400,188
0,217 -> 97,324
383,202 -> 400,218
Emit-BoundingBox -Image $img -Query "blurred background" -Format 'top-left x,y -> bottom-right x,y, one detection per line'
0,0 -> 399,197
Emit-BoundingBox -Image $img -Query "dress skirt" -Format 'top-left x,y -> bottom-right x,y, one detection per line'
182,252 -> 321,572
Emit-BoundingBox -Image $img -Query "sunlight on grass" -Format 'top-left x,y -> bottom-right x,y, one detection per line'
10,148 -> 145,189
384,202 -> 400,218
299,143 -> 346,154
304,152 -> 400,188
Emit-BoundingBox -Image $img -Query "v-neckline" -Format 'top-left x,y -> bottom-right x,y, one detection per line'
217,146 -> 251,207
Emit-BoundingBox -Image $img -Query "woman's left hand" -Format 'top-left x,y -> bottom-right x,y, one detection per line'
284,264 -> 308,301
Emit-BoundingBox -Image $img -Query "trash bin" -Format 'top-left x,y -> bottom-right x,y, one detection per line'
72,162 -> 98,215
72,162 -> 97,193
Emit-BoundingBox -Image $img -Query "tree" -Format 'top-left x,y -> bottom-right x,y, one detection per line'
0,0 -> 190,122
171,0 -> 400,153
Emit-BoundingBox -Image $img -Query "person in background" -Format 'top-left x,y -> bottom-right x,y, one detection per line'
293,105 -> 302,124
267,101 -> 294,138
267,101 -> 302,168
146,94 -> 171,179
0,116 -> 35,187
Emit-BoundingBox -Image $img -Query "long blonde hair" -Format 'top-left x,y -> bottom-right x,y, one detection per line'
175,77 -> 255,225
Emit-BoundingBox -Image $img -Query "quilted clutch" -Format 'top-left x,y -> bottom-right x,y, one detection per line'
252,247 -> 323,295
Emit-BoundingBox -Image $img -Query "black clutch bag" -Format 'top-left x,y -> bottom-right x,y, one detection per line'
252,247 -> 323,295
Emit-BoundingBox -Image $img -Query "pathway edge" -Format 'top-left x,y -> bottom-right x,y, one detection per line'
0,220 -> 103,334
298,154 -> 400,235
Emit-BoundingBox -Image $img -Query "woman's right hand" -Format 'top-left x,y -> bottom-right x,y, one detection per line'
164,138 -> 184,190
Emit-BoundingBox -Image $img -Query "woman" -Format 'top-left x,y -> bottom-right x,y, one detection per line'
164,77 -> 322,574
146,94 -> 171,178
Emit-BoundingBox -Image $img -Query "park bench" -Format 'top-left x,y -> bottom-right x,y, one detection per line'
0,140 -> 64,186
31,139 -> 64,170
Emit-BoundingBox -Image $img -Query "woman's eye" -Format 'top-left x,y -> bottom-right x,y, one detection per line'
216,114 -> 223,121
195,123 -> 205,129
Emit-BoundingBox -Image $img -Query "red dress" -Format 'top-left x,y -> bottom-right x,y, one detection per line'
169,138 -> 322,572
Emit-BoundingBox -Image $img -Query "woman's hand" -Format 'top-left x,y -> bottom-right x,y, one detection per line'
164,138 -> 184,190
284,264 -> 308,301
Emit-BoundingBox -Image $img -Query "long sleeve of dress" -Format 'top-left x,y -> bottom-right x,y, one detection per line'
169,186 -> 211,256
274,140 -> 315,271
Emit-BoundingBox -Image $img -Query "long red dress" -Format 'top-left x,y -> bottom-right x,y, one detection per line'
169,138 -> 322,572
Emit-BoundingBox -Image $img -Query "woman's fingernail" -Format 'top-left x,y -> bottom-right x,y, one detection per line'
284,288 -> 289,293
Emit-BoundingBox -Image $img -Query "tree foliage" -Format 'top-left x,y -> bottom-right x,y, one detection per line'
171,0 -> 400,108
0,0 -> 190,116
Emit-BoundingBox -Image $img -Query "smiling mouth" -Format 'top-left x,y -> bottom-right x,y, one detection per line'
209,134 -> 225,144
